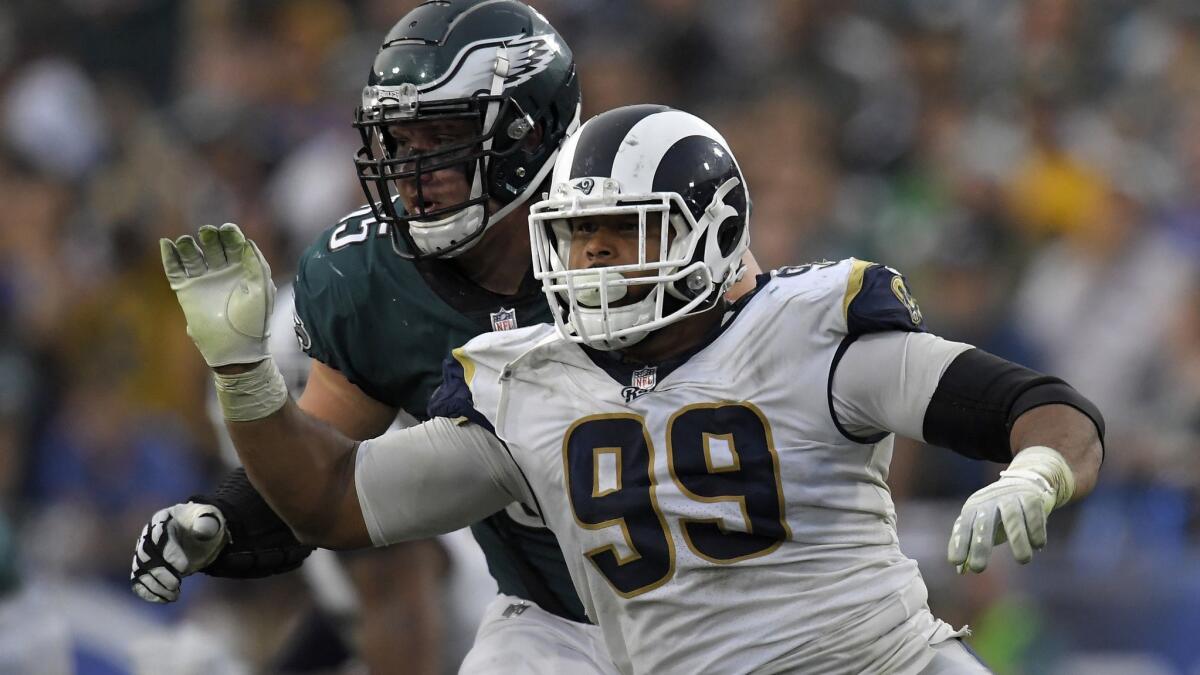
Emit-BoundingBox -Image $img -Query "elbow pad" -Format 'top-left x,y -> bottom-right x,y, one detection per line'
923,349 -> 1105,463
191,468 -> 314,578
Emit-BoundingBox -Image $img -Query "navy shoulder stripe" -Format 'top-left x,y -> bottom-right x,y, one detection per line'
845,263 -> 926,337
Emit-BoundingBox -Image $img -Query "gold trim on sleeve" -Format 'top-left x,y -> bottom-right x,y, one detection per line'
841,258 -> 874,321
451,347 -> 476,387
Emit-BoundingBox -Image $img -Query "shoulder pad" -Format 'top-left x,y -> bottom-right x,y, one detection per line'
294,205 -> 387,296
768,259 -> 854,299
764,258 -> 925,338
427,324 -> 559,428
842,260 -> 925,337
325,204 -> 389,254
291,205 -> 392,365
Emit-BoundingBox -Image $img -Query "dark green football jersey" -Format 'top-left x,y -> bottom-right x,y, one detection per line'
293,205 -> 587,622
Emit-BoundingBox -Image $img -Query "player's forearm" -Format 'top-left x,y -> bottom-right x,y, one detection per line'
226,397 -> 369,549
1009,403 -> 1102,500
298,359 -> 400,440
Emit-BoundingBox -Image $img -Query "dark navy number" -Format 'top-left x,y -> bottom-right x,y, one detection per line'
667,403 -> 790,563
564,404 -> 788,596
564,414 -> 674,597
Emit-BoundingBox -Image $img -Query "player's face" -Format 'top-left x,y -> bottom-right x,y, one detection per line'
386,117 -> 477,220
566,214 -> 667,305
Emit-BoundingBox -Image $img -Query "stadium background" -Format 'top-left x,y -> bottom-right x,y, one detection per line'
0,0 -> 1198,673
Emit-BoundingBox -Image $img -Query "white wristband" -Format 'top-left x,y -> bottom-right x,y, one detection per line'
213,358 -> 289,422
1002,445 -> 1077,510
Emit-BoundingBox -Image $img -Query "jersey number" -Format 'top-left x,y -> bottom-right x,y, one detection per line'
563,403 -> 790,597
328,211 -> 388,251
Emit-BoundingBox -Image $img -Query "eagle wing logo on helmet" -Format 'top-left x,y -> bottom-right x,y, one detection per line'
502,34 -> 557,90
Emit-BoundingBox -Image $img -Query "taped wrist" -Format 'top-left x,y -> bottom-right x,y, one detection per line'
214,358 -> 288,422
1003,445 -> 1076,510
191,468 -> 313,578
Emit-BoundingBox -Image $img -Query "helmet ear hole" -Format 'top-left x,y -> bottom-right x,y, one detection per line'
714,188 -> 747,258
716,221 -> 738,257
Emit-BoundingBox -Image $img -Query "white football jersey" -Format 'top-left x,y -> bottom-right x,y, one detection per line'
423,258 -> 966,674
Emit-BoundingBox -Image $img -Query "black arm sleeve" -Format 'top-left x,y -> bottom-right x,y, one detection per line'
922,348 -> 1106,463
191,468 -> 315,578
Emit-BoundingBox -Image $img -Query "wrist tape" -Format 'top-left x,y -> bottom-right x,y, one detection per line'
214,359 -> 289,422
1001,445 -> 1076,510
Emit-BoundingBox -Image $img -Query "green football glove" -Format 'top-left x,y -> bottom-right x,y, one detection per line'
948,445 -> 1076,573
161,223 -> 275,368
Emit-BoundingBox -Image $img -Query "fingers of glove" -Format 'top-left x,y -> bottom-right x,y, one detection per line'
255,240 -> 277,321
218,223 -> 246,263
999,497 -> 1034,564
174,235 -> 208,277
138,507 -> 186,575
130,509 -> 187,603
160,239 -> 187,283
144,507 -> 171,546
133,581 -> 172,600
1020,492 -> 1050,550
197,225 -> 228,270
241,239 -> 273,291
133,523 -> 152,568
965,506 -> 998,573
947,512 -> 972,567
135,566 -> 181,602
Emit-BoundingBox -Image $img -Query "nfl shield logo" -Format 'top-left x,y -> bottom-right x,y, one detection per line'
490,308 -> 518,332
631,366 -> 657,391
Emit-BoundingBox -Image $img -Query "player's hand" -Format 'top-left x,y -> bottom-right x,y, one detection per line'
130,503 -> 229,603
948,445 -> 1076,573
161,223 -> 275,368
947,472 -> 1053,573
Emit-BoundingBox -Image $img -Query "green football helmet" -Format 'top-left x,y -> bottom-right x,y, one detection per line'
354,0 -> 581,259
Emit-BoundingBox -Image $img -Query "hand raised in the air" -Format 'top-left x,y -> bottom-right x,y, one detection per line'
161,223 -> 275,368
130,503 -> 229,603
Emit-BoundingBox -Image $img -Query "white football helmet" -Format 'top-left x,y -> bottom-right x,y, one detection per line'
529,105 -> 750,350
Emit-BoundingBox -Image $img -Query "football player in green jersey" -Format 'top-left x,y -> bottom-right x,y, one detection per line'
130,2 -> 760,673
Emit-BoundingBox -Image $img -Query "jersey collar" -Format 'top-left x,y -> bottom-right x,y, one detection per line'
579,275 -> 770,389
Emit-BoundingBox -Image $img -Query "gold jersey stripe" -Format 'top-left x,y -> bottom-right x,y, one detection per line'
841,258 -> 874,321
452,347 -> 476,388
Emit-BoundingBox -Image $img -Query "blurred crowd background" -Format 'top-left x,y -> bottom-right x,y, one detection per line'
0,0 -> 1198,673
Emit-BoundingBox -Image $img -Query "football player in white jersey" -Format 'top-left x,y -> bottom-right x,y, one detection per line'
157,105 -> 1103,674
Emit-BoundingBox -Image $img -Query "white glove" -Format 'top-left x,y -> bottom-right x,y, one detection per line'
131,503 -> 229,603
948,445 -> 1076,573
161,223 -> 275,368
